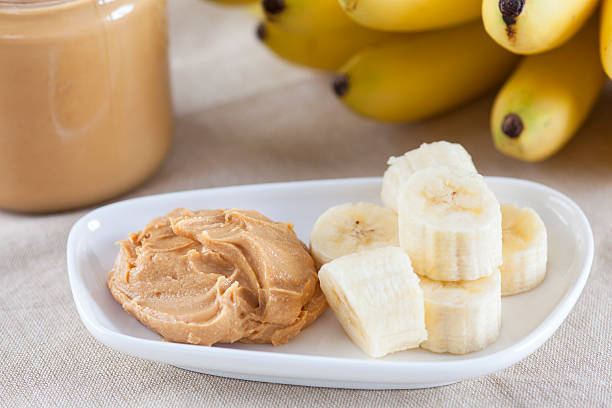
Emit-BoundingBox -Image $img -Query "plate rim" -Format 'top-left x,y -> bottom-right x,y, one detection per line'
67,177 -> 594,387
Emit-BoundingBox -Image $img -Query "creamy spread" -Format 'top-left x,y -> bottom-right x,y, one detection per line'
107,208 -> 327,346
0,0 -> 172,212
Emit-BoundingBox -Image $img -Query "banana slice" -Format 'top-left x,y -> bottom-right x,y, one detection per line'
318,246 -> 427,358
398,166 -> 502,281
309,202 -> 398,268
420,269 -> 501,354
381,141 -> 477,211
501,203 -> 548,296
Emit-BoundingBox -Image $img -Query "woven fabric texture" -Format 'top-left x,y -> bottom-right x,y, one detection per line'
1,1 -> 611,406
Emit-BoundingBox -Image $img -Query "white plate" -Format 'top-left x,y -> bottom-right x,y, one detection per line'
67,177 -> 593,389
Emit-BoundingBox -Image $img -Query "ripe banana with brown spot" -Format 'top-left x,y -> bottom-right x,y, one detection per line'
262,0 -> 354,32
332,22 -> 519,122
491,20 -> 605,162
256,21 -> 390,71
482,0 -> 598,54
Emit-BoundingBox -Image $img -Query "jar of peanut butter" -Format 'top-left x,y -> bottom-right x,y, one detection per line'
0,0 -> 172,213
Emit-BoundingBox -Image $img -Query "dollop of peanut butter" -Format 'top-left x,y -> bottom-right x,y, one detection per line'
107,208 -> 327,346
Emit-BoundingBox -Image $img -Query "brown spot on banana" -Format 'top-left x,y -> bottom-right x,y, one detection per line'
499,0 -> 525,38
501,113 -> 524,139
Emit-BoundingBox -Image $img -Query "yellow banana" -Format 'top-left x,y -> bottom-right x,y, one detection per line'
206,0 -> 258,6
337,0 -> 482,32
491,21 -> 605,162
245,1 -> 265,17
256,21 -> 390,71
332,22 -> 518,122
482,0 -> 598,54
601,0 -> 612,78
262,0 -> 354,32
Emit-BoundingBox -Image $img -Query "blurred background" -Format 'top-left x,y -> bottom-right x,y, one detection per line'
165,1 -> 612,207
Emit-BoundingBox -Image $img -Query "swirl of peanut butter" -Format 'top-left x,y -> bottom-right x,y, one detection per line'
107,208 -> 327,346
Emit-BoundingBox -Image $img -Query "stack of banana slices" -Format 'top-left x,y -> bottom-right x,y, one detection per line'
310,141 -> 548,358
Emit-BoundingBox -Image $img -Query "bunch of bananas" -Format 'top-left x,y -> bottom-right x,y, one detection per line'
206,0 -> 612,162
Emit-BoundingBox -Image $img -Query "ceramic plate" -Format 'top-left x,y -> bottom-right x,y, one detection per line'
67,177 -> 593,389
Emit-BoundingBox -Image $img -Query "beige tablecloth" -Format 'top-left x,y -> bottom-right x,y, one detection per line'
2,1 -> 611,406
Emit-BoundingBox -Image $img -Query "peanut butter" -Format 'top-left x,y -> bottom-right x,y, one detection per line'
0,0 -> 172,212
107,208 -> 327,346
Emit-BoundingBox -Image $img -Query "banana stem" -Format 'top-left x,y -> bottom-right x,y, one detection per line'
499,0 -> 525,26
332,75 -> 349,97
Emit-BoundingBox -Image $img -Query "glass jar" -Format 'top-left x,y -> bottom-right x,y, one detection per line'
0,0 -> 172,213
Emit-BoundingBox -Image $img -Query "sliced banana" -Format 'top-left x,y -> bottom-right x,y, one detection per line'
420,269 -> 501,355
309,202 -> 398,268
398,166 -> 502,281
501,203 -> 548,296
319,246 -> 427,358
381,141 -> 477,211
